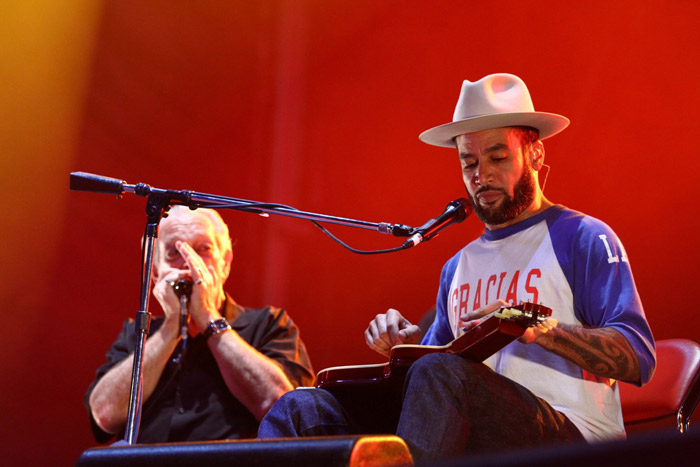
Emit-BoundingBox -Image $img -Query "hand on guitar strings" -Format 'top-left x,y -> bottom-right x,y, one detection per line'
461,300 -> 511,332
365,308 -> 422,358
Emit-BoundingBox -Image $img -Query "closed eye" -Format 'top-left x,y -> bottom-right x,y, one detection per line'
164,247 -> 181,261
196,243 -> 214,256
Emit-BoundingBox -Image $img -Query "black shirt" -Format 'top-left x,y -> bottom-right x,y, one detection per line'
84,294 -> 314,443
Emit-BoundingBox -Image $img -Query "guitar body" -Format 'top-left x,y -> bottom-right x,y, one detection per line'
316,303 -> 552,392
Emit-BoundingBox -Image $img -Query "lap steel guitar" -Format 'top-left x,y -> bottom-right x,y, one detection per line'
316,303 -> 552,391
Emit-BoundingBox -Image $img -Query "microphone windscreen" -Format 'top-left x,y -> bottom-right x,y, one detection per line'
70,172 -> 125,194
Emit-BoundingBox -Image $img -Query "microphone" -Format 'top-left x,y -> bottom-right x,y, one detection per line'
402,198 -> 472,248
70,171 -> 126,195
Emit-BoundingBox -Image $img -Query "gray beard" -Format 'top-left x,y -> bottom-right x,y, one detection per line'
467,167 -> 536,226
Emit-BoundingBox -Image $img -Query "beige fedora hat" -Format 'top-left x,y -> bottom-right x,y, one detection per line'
419,73 -> 570,148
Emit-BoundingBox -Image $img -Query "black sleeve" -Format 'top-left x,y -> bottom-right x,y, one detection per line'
82,318 -> 135,443
238,307 -> 315,388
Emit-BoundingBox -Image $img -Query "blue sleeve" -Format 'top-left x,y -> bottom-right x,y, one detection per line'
550,211 -> 656,385
421,251 -> 461,346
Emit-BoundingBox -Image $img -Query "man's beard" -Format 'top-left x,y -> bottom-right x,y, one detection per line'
467,166 -> 537,226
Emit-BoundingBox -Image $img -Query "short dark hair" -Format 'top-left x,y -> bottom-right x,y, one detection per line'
513,126 -> 540,146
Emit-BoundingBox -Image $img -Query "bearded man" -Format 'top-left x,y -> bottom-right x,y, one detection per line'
257,74 -> 656,463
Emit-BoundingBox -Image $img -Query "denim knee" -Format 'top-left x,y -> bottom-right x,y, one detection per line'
408,352 -> 474,378
259,388 -> 346,438
276,388 -> 320,409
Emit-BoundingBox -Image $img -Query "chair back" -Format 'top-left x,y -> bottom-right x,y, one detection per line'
620,338 -> 700,434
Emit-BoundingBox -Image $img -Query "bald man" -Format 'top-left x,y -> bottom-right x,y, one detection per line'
85,206 -> 314,443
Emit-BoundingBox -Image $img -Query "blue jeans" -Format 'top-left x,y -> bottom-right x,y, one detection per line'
258,353 -> 584,462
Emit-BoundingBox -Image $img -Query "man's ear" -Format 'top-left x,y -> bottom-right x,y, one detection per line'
222,248 -> 233,281
150,244 -> 162,283
151,261 -> 161,284
529,141 -> 545,171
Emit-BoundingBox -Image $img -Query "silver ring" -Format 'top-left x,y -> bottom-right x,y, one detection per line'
195,278 -> 203,285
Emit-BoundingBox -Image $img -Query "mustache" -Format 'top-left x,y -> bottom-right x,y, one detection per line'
474,185 -> 506,196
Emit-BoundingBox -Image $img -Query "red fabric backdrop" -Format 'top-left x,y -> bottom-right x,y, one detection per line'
2,1 -> 699,464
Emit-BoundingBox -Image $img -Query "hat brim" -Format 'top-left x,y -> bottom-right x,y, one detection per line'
418,112 -> 570,148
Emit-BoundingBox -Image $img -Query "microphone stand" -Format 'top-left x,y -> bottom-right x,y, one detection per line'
69,171 -> 417,444
123,195 -> 169,444
171,278 -> 193,363
69,171 -> 415,237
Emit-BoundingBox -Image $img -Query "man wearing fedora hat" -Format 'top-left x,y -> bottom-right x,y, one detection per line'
258,74 -> 656,462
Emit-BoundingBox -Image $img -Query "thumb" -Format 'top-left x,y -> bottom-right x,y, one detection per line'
398,325 -> 421,342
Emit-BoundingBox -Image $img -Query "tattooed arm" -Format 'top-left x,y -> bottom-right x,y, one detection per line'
531,323 -> 641,384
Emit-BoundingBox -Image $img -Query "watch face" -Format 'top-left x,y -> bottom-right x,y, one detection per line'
204,318 -> 230,340
212,318 -> 230,331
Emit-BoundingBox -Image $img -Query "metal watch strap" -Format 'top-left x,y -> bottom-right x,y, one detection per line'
203,318 -> 231,340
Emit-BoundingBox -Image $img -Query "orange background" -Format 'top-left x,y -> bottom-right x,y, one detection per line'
2,1 -> 699,464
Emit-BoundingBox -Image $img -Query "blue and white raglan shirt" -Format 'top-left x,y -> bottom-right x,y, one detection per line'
421,205 -> 656,442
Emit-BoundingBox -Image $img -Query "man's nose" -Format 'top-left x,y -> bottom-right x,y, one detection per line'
474,162 -> 492,186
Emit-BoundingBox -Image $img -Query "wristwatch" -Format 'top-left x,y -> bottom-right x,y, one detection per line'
203,318 -> 231,340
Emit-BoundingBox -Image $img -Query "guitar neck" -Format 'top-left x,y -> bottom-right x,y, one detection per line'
446,304 -> 552,360
447,315 -> 529,361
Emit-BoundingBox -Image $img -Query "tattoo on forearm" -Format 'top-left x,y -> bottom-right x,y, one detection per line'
545,325 -> 641,383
